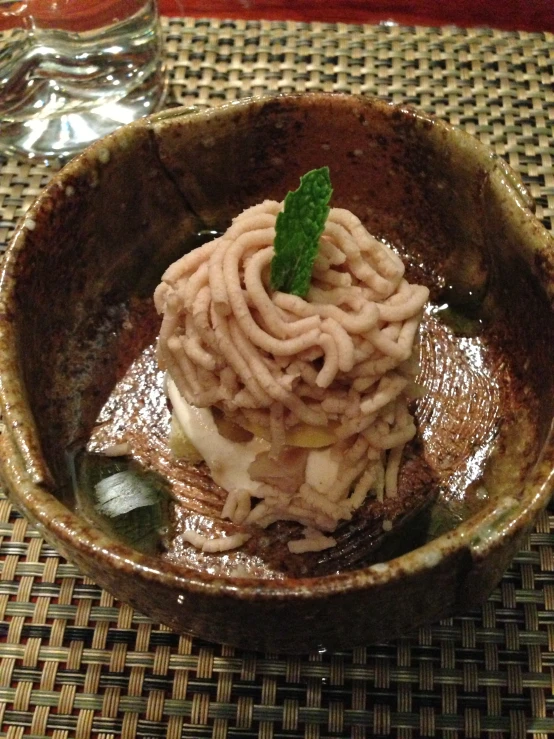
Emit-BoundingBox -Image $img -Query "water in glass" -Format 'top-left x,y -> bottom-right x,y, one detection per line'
0,0 -> 166,162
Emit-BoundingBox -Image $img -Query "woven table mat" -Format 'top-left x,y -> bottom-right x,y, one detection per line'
0,17 -> 553,739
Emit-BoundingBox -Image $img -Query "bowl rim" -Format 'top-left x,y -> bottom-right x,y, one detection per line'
0,92 -> 553,602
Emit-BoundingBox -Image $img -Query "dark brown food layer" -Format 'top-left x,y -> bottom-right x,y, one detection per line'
158,439 -> 437,579
235,440 -> 437,578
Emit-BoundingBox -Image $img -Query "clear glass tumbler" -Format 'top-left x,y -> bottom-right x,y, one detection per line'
0,0 -> 166,163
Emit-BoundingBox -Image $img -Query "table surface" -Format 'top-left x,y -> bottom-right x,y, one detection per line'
158,1 -> 554,33
0,14 -> 554,739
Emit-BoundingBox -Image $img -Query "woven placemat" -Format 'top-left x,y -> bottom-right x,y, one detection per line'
0,17 -> 553,739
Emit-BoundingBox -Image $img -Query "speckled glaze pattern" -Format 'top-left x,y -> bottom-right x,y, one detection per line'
0,94 -> 553,652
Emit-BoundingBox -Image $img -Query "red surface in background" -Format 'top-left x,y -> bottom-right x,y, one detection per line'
160,0 -> 554,33
1,1 -> 551,33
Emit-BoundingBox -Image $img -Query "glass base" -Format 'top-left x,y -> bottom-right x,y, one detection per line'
0,79 -> 166,165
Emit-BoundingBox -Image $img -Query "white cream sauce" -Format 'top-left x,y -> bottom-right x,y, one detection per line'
167,377 -> 270,495
168,376 -> 342,503
305,447 -> 340,493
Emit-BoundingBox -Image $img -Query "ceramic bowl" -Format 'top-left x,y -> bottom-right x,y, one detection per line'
0,93 -> 553,652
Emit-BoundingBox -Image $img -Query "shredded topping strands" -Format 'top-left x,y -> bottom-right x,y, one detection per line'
155,196 -> 429,554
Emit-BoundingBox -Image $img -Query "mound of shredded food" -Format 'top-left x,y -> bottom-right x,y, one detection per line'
154,200 -> 429,554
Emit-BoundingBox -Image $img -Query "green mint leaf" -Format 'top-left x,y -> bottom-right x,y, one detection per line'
270,166 -> 333,297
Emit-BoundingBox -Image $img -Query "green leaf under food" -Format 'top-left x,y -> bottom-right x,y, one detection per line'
270,166 -> 333,297
95,470 -> 160,517
70,452 -> 169,555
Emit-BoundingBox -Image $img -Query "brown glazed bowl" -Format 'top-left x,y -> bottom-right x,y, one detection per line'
0,93 -> 553,652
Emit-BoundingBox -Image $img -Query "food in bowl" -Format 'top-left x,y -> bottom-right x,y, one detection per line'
154,167 -> 430,559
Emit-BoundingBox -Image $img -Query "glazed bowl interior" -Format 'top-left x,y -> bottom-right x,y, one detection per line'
0,93 -> 553,652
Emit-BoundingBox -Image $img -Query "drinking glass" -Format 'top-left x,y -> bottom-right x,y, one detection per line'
0,0 -> 166,163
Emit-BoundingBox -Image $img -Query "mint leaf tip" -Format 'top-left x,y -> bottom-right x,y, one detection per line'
270,167 -> 333,298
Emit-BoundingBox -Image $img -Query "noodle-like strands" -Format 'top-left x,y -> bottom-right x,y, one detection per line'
155,201 -> 429,553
